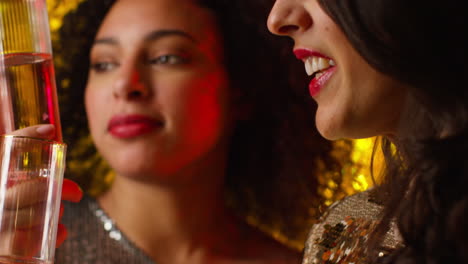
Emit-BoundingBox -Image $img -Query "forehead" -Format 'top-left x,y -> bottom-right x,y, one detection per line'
96,0 -> 219,41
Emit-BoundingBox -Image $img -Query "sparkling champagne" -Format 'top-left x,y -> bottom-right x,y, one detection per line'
0,53 -> 62,141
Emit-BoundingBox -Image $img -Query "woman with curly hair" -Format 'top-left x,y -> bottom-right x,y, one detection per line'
50,0 -> 346,263
269,0 -> 468,263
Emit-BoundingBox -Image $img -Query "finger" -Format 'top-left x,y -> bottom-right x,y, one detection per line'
7,124 -> 55,140
55,223 -> 67,248
61,179 -> 83,203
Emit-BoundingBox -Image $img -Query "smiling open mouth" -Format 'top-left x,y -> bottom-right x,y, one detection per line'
304,56 -> 335,78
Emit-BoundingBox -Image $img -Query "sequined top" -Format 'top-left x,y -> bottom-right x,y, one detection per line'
55,196 -> 155,264
302,190 -> 403,264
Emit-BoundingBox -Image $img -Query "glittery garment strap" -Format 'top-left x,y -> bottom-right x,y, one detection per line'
302,190 -> 403,264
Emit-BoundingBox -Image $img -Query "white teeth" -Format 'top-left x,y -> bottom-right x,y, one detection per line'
318,58 -> 329,69
304,56 -> 335,76
305,57 -> 313,76
312,57 -> 319,74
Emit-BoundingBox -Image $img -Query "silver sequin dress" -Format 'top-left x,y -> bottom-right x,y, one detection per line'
55,196 -> 155,264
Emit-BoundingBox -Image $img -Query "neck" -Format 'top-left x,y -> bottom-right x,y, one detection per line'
97,151 -> 244,263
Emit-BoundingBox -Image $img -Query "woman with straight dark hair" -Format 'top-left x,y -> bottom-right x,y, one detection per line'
268,0 -> 468,263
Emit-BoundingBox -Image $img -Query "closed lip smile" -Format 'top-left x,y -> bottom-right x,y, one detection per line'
294,48 -> 337,97
108,114 -> 163,139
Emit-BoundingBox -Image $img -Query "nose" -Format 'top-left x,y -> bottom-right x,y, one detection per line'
113,65 -> 150,100
267,0 -> 312,37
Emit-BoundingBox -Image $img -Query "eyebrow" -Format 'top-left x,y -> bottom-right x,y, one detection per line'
93,29 -> 197,46
145,30 -> 196,43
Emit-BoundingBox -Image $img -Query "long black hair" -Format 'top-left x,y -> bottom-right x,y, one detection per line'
53,0 -> 350,248
318,0 -> 468,262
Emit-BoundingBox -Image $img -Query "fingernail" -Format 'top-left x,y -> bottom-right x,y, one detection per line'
36,124 -> 55,136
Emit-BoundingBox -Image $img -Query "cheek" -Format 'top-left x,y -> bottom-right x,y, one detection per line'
168,71 -> 229,142
196,74 -> 229,136
84,87 -> 105,134
312,70 -> 353,140
313,66 -> 391,139
339,73 -> 407,138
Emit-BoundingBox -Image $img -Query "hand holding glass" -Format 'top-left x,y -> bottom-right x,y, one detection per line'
0,136 -> 65,264
0,0 -> 62,141
0,0 -> 66,262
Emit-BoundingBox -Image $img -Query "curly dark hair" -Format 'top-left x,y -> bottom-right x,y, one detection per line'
53,0 -> 349,248
318,0 -> 468,262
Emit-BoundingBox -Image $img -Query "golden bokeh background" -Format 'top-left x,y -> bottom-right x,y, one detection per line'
46,0 -> 382,250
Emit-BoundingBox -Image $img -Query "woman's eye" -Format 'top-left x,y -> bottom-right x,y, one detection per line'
90,61 -> 118,72
148,55 -> 187,65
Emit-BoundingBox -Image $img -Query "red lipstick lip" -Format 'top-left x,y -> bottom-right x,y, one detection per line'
293,49 -> 332,60
108,114 -> 163,139
309,66 -> 337,97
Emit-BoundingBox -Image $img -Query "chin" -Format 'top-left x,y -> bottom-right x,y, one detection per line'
315,115 -> 343,141
315,108 -> 366,140
113,166 -> 152,178
106,155 -> 151,176
317,127 -> 342,141
112,160 -> 182,181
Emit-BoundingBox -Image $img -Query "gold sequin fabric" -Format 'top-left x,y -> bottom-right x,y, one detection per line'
55,196 -> 154,264
302,190 -> 402,264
